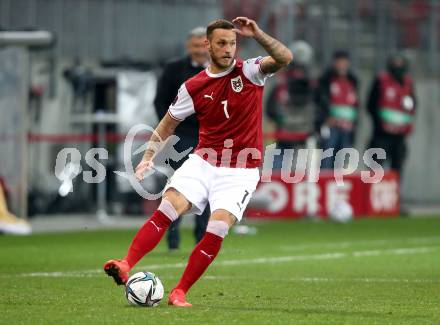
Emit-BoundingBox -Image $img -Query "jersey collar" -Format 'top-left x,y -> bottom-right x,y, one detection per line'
205,60 -> 236,78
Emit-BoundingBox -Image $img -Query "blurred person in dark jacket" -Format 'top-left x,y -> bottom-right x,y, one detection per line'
154,26 -> 210,251
314,51 -> 359,170
367,54 -> 416,174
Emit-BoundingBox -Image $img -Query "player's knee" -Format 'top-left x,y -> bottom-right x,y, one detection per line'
162,188 -> 191,216
210,209 -> 237,227
206,220 -> 230,238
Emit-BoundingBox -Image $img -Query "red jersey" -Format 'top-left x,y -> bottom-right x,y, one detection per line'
167,58 -> 271,168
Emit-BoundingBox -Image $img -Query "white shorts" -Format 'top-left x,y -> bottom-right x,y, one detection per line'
163,154 -> 260,222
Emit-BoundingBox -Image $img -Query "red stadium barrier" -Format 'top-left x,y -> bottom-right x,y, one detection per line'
246,171 -> 400,218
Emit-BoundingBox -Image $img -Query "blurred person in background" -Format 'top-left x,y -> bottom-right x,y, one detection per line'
314,50 -> 359,170
266,41 -> 314,169
0,180 -> 31,235
154,26 -> 210,252
367,53 -> 416,174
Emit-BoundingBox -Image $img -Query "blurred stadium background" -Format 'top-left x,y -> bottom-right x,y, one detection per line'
0,0 -> 440,234
2,1 -> 440,323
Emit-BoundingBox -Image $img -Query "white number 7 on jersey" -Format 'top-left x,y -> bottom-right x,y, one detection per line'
221,100 -> 230,119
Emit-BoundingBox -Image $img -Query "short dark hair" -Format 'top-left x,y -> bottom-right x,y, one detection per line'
206,19 -> 234,39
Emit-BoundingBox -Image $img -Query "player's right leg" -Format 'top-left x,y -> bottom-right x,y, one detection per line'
168,209 -> 235,307
168,163 -> 260,307
104,189 -> 191,285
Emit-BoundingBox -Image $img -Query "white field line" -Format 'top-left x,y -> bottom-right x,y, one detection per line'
7,246 -> 438,278
202,275 -> 440,284
279,236 -> 440,252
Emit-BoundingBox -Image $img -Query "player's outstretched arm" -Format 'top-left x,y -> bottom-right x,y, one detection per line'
135,114 -> 180,180
232,16 -> 293,74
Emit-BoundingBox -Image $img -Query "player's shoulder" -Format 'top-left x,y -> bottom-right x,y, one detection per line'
184,69 -> 209,92
240,56 -> 271,87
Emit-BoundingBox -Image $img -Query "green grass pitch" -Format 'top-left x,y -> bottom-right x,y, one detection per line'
1,217 -> 440,324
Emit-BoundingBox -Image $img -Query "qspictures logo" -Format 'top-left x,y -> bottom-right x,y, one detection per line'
54,124 -> 386,200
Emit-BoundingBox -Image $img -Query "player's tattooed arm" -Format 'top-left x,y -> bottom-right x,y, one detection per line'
254,31 -> 293,74
135,114 -> 180,180
232,16 -> 293,74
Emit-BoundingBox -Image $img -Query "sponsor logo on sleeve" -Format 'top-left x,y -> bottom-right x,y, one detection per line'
171,95 -> 178,106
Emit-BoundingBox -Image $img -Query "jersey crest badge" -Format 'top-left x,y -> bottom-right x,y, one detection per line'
231,76 -> 243,93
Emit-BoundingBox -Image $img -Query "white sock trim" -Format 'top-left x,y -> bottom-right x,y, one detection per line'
206,220 -> 229,238
158,199 -> 179,222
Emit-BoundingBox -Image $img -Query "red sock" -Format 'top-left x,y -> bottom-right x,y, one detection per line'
124,210 -> 172,269
175,232 -> 223,293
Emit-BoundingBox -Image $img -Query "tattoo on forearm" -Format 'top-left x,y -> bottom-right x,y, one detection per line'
254,30 -> 291,66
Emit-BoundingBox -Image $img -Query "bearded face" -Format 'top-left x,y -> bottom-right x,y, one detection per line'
206,29 -> 237,69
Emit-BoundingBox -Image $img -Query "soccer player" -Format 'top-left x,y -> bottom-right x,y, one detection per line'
104,17 -> 293,307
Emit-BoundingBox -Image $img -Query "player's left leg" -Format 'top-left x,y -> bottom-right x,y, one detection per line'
168,209 -> 235,307
105,154 -> 210,286
104,189 -> 191,285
